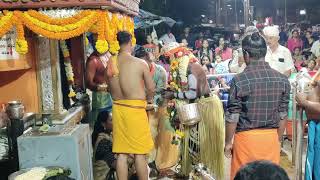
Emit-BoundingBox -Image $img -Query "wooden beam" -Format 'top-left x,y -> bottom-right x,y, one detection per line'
0,0 -> 139,16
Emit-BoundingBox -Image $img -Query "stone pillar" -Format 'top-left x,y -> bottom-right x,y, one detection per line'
244,0 -> 250,26
36,37 -> 64,114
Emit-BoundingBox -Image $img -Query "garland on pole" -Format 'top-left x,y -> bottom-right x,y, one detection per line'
59,40 -> 76,98
0,9 -> 136,55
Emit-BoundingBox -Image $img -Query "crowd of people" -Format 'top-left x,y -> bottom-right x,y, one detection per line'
83,23 -> 320,180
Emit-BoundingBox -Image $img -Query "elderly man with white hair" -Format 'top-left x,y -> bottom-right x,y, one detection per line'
230,26 -> 259,74
264,26 -> 294,77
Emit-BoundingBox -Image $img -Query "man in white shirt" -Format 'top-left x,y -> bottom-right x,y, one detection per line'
263,26 -> 294,77
230,48 -> 246,74
311,40 -> 320,58
159,27 -> 176,45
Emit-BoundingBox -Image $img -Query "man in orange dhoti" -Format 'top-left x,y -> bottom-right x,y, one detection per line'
225,33 -> 291,179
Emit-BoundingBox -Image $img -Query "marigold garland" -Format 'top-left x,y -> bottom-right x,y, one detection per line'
15,18 -> 28,54
0,11 -> 15,38
22,12 -> 97,33
109,41 -> 120,55
117,13 -> 124,32
26,10 -> 92,25
95,11 -> 109,54
0,10 -> 137,55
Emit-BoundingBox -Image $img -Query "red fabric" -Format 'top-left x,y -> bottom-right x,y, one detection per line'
149,63 -> 156,77
287,38 -> 303,53
215,47 -> 233,61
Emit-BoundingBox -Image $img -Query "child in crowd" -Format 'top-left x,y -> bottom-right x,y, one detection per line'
308,59 -> 318,76
201,55 -> 214,75
292,47 -> 306,71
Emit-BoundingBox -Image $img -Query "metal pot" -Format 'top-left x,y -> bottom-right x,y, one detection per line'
176,103 -> 201,126
6,101 -> 24,120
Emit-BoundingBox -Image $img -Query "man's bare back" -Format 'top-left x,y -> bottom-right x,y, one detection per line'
107,52 -> 155,101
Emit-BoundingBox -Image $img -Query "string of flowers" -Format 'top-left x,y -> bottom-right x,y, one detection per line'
18,11 -> 98,34
15,17 -> 28,55
127,16 -> 136,46
59,40 -> 76,98
95,11 -> 109,54
26,10 -> 91,25
116,13 -> 124,32
0,11 -> 15,38
0,10 -> 137,55
108,13 -> 120,55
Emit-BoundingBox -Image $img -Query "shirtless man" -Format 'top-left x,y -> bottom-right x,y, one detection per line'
86,47 -> 112,125
296,69 -> 320,180
106,31 -> 155,180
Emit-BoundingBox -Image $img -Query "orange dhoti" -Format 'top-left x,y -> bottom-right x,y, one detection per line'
231,129 -> 280,179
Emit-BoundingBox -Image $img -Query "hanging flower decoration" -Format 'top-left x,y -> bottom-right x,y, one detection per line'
27,10 -> 91,25
116,13 -> 124,32
126,16 -> 136,46
96,11 -> 109,54
59,40 -> 76,98
0,10 -> 137,55
15,17 -> 28,55
109,41 -> 120,55
15,10 -> 99,40
0,11 -> 15,38
108,13 -> 121,55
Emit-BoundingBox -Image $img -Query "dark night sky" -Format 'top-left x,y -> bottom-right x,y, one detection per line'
141,0 -> 320,24
140,0 -> 320,25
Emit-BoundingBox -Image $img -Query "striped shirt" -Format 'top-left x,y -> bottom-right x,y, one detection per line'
225,61 -> 291,132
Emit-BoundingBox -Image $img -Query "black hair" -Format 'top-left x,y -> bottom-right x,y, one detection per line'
159,55 -> 170,64
135,46 -> 147,58
293,47 -> 301,52
292,29 -> 300,38
234,161 -> 289,180
306,30 -> 313,36
219,36 -> 228,51
199,39 -> 211,58
242,32 -> 267,60
92,111 -> 111,146
117,31 -> 132,46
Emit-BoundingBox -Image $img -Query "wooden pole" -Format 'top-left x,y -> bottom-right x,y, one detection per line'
294,109 -> 303,180
292,85 -> 297,166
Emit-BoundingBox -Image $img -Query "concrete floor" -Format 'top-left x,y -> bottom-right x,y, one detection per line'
155,138 -> 307,180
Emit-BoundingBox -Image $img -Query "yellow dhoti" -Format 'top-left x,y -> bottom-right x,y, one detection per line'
112,100 -> 154,154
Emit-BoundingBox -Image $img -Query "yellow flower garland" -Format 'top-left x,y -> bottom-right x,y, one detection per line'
22,12 -> 97,33
15,17 -> 28,55
0,10 -> 137,55
26,10 -> 92,25
0,11 -> 15,38
117,13 -> 124,32
15,11 -> 99,40
96,11 -> 108,54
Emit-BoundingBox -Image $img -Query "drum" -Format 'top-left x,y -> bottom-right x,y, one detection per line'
176,103 -> 201,126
